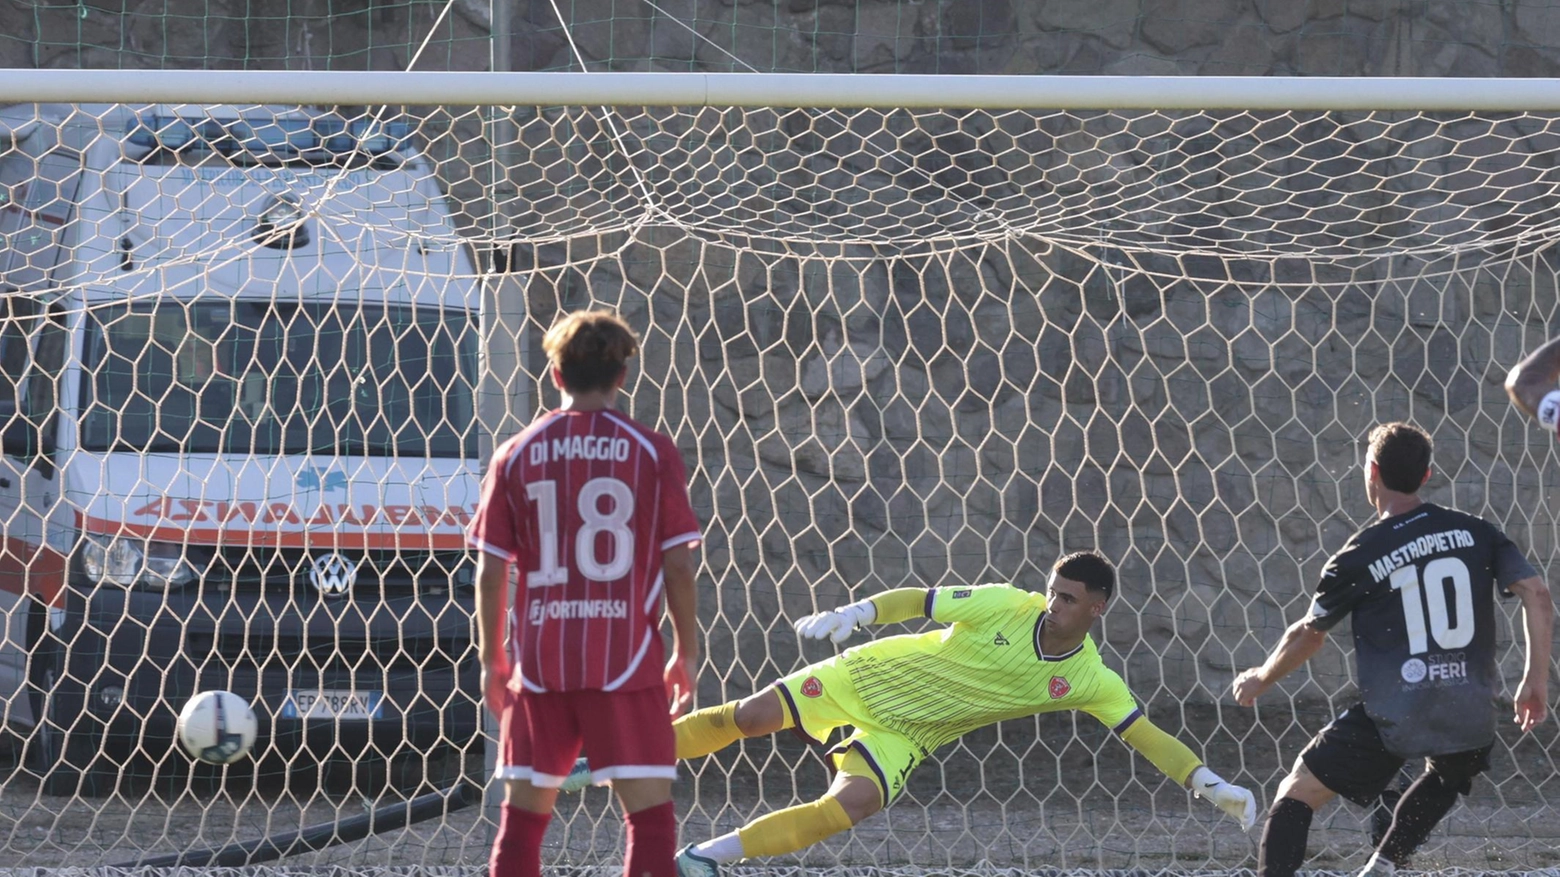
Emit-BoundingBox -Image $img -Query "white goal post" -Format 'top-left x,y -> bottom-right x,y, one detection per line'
4,70 -> 1560,110
0,72 -> 1556,874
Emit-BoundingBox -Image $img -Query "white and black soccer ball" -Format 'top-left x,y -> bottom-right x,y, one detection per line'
176,690 -> 257,765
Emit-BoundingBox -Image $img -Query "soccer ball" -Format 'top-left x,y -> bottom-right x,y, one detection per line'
176,690 -> 257,765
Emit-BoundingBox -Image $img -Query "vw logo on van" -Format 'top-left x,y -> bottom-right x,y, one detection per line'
308,553 -> 358,598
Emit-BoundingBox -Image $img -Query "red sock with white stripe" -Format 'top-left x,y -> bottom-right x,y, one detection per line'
624,801 -> 677,877
490,805 -> 551,877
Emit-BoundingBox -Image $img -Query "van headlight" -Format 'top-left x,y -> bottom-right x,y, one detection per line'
253,193 -> 310,250
79,534 -> 199,590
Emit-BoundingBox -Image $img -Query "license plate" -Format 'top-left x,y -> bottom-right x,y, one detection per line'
280,688 -> 384,720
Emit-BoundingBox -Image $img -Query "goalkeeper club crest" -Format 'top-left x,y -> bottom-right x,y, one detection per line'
801,676 -> 824,698
1048,676 -> 1071,699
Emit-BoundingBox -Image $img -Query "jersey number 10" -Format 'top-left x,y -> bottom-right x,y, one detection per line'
1388,557 -> 1475,654
525,477 -> 636,587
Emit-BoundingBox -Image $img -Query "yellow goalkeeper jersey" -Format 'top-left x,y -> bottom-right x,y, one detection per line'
837,582 -> 1141,756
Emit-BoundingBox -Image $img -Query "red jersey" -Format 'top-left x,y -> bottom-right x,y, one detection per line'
469,409 -> 701,693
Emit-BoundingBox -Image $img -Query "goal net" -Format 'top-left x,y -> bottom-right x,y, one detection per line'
0,81 -> 1558,874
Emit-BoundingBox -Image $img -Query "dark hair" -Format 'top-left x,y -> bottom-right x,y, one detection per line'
1366,422 -> 1432,494
1054,550 -> 1115,601
542,310 -> 640,393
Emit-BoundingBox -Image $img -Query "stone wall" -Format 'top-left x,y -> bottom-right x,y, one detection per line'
7,0 -> 1560,77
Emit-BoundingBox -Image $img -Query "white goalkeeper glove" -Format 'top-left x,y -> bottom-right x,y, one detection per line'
792,600 -> 876,644
1190,765 -> 1257,830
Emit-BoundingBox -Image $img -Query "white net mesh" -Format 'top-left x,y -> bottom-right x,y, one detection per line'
0,99 -> 1558,873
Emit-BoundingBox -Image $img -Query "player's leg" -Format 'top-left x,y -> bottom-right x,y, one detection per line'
491,691 -> 579,877
580,687 -> 681,877
1261,705 -> 1401,877
1368,766 -> 1413,848
568,661 -> 852,793
559,688 -> 784,788
493,779 -> 562,877
675,687 -> 788,759
679,660 -> 856,760
613,777 -> 678,877
1259,756 -> 1336,877
676,739 -> 909,875
676,773 -> 871,875
1365,746 -> 1492,875
738,748 -> 885,849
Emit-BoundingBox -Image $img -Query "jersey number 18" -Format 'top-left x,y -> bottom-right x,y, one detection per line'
1388,557 -> 1475,654
524,477 -> 636,587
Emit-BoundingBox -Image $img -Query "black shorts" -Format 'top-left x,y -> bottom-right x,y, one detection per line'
1300,703 -> 1492,807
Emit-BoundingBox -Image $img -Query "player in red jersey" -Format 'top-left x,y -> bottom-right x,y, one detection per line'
471,310 -> 702,877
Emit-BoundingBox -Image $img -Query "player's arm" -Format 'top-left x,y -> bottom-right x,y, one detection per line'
469,446 -> 522,718
1117,716 -> 1255,829
654,432 -> 704,716
1231,617 -> 1328,706
662,543 -> 700,716
1508,575 -> 1554,731
1234,550 -> 1356,706
1090,673 -> 1256,830
793,584 -> 1022,644
791,588 -> 926,643
1505,336 -> 1560,422
1117,714 -> 1200,785
474,550 -> 513,718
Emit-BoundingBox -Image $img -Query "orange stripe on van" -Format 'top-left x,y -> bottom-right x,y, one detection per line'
75,511 -> 469,551
0,534 -> 66,604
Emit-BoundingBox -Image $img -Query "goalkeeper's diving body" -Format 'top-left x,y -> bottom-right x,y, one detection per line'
577,550 -> 1257,876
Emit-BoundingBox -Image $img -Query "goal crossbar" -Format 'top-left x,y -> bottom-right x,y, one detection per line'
2,69 -> 1560,110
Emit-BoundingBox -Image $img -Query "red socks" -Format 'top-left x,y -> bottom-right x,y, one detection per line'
623,801 -> 677,877
491,798 -> 675,877
490,805 -> 551,877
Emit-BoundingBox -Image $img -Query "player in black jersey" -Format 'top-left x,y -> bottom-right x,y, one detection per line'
1233,422 -> 1553,877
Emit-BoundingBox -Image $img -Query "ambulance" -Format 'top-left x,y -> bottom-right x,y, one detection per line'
0,103 -> 483,793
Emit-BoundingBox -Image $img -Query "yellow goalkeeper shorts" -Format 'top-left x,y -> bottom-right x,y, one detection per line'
774,656 -> 925,805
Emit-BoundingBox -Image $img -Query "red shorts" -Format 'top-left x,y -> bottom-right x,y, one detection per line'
495,685 -> 676,787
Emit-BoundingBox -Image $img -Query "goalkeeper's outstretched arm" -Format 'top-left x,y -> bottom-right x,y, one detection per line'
1119,716 -> 1257,830
792,588 -> 927,643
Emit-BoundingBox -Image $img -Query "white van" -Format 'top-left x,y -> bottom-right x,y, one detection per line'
0,104 -> 483,793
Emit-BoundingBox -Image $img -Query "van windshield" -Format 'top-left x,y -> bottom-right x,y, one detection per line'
80,300 -> 478,458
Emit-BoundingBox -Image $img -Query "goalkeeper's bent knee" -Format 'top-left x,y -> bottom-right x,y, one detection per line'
737,794 -> 854,859
675,702 -> 743,759
676,695 -> 796,759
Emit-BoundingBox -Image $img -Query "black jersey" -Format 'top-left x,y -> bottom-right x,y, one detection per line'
1309,502 -> 1537,758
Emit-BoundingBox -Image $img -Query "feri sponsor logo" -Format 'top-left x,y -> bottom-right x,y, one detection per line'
1400,658 -> 1428,684
1402,652 -> 1469,685
309,553 -> 359,597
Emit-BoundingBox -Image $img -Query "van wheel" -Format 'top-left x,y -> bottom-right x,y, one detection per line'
21,598 -> 49,770
33,659 -> 112,797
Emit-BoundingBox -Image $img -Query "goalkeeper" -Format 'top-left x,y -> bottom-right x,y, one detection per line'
589,550 -> 1257,876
